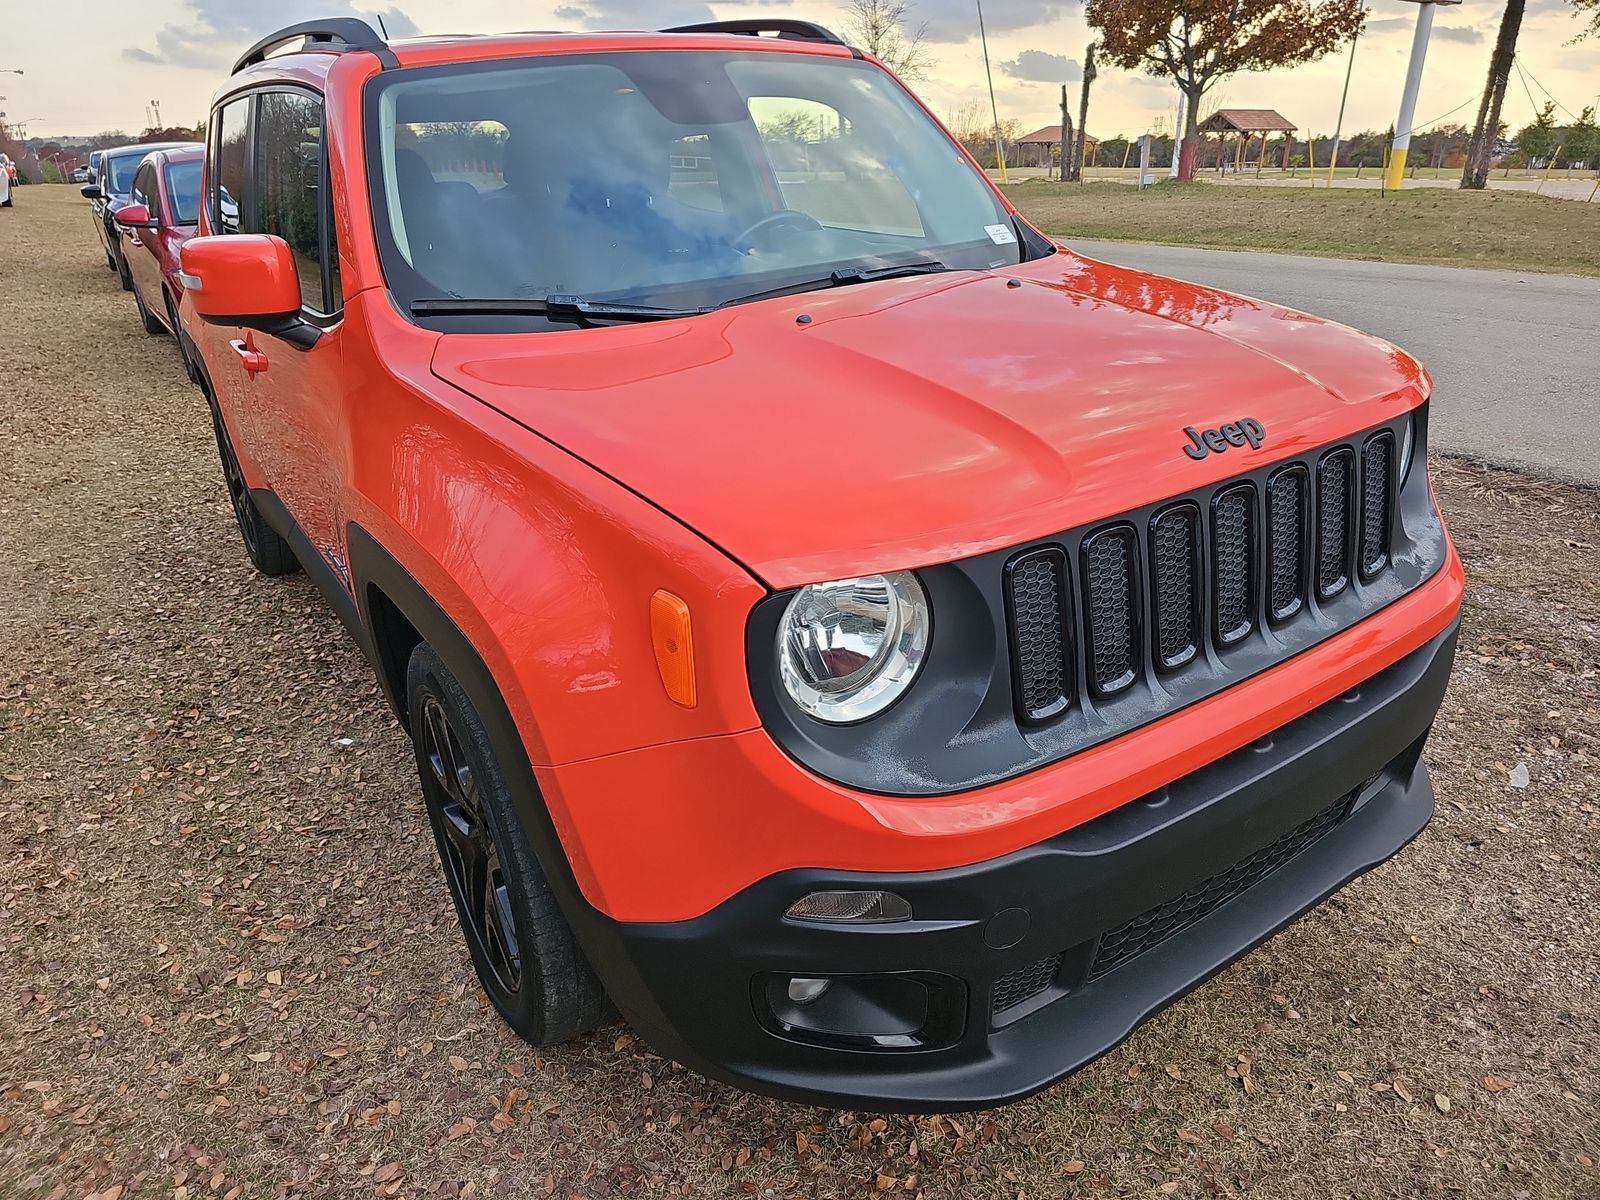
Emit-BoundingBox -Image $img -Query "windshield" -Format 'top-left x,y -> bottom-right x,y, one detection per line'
368,50 -> 1030,322
164,159 -> 203,224
107,152 -> 146,195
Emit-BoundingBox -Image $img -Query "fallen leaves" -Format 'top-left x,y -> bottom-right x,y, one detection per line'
1481,1075 -> 1516,1093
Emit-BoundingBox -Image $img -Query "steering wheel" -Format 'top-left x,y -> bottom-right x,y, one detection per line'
737,209 -> 824,252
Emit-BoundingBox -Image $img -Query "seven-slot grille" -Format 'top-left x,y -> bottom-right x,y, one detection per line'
1003,432 -> 1398,723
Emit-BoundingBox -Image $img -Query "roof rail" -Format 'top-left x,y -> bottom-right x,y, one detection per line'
661,19 -> 850,47
232,17 -> 398,75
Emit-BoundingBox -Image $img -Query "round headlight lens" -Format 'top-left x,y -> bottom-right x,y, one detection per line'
778,572 -> 931,724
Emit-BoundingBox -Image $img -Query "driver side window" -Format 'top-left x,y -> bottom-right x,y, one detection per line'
130,162 -> 157,215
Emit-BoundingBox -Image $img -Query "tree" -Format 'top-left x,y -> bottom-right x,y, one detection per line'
1461,0 -> 1524,188
1573,0 -> 1600,37
1516,101 -> 1559,166
1085,0 -> 1363,180
1563,107 -> 1600,168
140,126 -> 200,143
843,0 -> 931,80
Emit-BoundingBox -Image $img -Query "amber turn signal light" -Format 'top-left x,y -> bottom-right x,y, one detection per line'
650,590 -> 697,708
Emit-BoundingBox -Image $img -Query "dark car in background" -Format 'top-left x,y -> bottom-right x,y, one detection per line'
81,141 -> 201,288
113,146 -> 204,350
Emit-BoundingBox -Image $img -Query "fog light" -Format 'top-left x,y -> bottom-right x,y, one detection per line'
758,971 -> 965,1051
786,977 -> 832,1005
785,890 -> 912,924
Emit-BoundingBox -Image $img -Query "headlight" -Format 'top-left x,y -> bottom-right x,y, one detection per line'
777,572 -> 930,724
1399,410 -> 1417,483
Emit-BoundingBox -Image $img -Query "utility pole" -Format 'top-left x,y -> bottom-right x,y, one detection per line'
1326,29 -> 1359,186
1170,87 -> 1187,178
1386,0 -> 1460,191
975,0 -> 1009,183
1070,42 -> 1096,183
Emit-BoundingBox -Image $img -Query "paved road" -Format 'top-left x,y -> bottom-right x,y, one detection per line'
1069,240 -> 1600,487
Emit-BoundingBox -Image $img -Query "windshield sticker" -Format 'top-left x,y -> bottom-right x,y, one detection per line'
985,224 -> 1018,246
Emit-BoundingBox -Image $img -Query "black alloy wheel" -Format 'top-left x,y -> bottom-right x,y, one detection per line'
420,693 -> 522,992
405,643 -> 610,1045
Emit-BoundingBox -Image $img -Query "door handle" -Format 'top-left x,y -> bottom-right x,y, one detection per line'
229,338 -> 269,376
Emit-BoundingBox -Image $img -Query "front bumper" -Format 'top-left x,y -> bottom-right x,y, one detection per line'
581,619 -> 1458,1111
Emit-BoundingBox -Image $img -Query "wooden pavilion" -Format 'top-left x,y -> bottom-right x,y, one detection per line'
1196,108 -> 1297,172
1015,125 -> 1100,169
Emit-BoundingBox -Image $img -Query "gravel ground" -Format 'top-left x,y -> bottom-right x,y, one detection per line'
2,186 -> 1598,1200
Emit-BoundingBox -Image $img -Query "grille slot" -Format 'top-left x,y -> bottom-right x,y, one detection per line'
1086,791 -> 1355,983
1149,504 -> 1202,671
1360,433 -> 1394,579
1267,466 -> 1309,623
1081,526 -> 1141,696
991,952 -> 1063,1018
1003,548 -> 1072,723
1211,483 -> 1257,646
1316,448 -> 1355,600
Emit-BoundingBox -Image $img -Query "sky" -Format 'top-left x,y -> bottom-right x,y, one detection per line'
5,0 -> 1598,145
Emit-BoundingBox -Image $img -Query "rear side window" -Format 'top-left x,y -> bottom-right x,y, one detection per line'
213,98 -> 250,234
254,91 -> 333,313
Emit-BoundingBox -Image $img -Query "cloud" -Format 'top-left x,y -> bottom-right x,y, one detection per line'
125,0 -> 419,69
914,0 -> 1074,43
552,0 -> 796,29
999,49 -> 1081,83
1362,14 -> 1481,43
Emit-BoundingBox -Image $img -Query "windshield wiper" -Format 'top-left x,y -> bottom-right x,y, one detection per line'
410,295 -> 717,323
720,259 -> 948,308
829,260 -> 947,286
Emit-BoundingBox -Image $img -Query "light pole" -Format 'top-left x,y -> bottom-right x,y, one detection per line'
1385,0 -> 1460,191
974,0 -> 1009,183
1326,29 -> 1359,186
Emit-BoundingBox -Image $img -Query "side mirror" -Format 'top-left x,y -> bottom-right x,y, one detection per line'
80,183 -> 102,200
114,203 -> 156,229
179,234 -> 319,348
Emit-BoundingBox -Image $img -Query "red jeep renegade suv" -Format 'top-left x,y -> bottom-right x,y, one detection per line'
177,18 -> 1463,1110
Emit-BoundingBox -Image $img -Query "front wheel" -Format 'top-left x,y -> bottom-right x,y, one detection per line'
206,403 -> 298,576
114,243 -> 134,291
406,642 -> 610,1045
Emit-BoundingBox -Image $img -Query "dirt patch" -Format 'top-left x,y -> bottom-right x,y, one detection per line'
2,187 -> 1598,1199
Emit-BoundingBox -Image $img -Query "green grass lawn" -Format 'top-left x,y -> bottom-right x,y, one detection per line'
1006,180 -> 1600,276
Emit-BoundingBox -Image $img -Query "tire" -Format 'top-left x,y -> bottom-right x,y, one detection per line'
133,285 -> 165,335
206,401 -> 299,576
115,244 -> 134,291
406,642 -> 610,1045
168,291 -> 200,383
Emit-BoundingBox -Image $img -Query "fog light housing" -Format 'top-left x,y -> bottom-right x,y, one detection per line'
756,972 -> 966,1051
785,890 -> 913,924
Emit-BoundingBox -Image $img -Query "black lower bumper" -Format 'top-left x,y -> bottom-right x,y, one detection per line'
588,620 -> 1459,1111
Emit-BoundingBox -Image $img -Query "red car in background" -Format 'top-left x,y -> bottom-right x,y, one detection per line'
113,147 -> 204,354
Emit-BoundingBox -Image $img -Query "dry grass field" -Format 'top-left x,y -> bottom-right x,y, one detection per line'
2,186 -> 1598,1199
1007,181 -> 1600,276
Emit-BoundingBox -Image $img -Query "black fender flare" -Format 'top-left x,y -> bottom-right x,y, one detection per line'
343,525 -> 643,992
